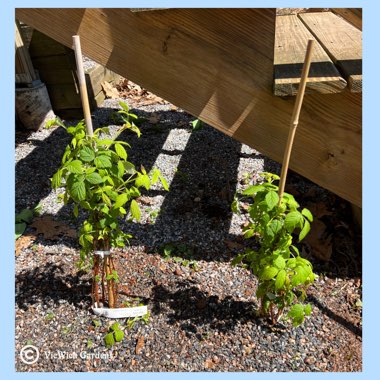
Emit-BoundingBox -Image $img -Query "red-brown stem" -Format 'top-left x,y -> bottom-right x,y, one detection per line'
93,255 -> 100,307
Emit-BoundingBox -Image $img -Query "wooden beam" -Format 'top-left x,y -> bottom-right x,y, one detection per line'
274,15 -> 346,96
299,12 -> 362,93
331,8 -> 362,31
15,8 -> 361,206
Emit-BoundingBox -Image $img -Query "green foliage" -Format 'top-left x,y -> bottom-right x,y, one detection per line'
191,118 -> 204,131
104,322 -> 125,347
15,204 -> 41,239
51,102 -> 168,267
160,243 -> 198,270
232,172 -> 315,326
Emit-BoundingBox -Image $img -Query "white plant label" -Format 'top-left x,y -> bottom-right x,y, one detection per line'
92,305 -> 148,319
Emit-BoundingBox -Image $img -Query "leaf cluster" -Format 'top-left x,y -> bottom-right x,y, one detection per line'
232,172 -> 315,326
51,102 -> 168,265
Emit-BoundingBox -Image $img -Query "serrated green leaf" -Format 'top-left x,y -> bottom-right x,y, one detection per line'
304,304 -> 312,316
70,180 -> 86,201
301,208 -> 313,222
130,199 -> 141,221
261,266 -> 278,280
298,219 -> 311,242
265,191 -> 279,210
275,269 -> 286,290
273,255 -> 286,270
94,155 -> 112,168
115,143 -> 127,160
288,303 -> 304,319
114,329 -> 124,342
66,160 -> 83,174
135,174 -> 150,190
242,185 -> 264,196
79,146 -> 95,162
114,193 -> 129,209
291,265 -> 308,286
51,170 -> 62,188
284,211 -> 303,232
104,332 -> 115,347
86,172 -> 104,185
269,219 -> 282,235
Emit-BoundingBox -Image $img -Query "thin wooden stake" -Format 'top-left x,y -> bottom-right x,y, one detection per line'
278,39 -> 315,204
72,35 -> 93,136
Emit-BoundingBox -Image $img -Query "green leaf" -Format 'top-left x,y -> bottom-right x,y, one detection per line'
304,304 -> 312,316
159,175 -> 169,191
273,255 -> 286,270
135,174 -> 150,190
288,303 -> 304,319
261,266 -> 278,281
275,269 -> 286,290
130,199 -> 141,221
71,180 -> 86,201
115,143 -> 127,160
104,332 -> 115,347
123,161 -> 136,174
114,193 -> 129,209
298,219 -> 311,242
301,208 -> 313,222
242,185 -> 264,196
15,222 -> 26,239
80,146 -> 95,162
265,191 -> 279,210
110,322 -> 120,331
114,329 -> 124,343
117,161 -> 124,177
94,155 -> 112,168
73,204 -> 79,218
66,160 -> 83,174
151,168 -> 160,184
86,172 -> 104,185
291,265 -> 308,286
16,209 -> 34,224
119,101 -> 129,112
191,119 -> 204,131
51,170 -> 62,188
284,211 -> 303,232
269,219 -> 282,235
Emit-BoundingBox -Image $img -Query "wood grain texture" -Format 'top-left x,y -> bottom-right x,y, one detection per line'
274,15 -> 346,96
16,8 -> 361,206
299,12 -> 362,93
331,8 -> 362,31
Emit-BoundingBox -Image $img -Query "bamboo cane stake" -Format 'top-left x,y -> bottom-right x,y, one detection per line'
278,39 -> 315,204
72,35 -> 93,136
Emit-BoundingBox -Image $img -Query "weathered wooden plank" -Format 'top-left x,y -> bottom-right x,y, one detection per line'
274,15 -> 346,96
299,12 -> 362,93
331,8 -> 362,31
16,8 -> 361,206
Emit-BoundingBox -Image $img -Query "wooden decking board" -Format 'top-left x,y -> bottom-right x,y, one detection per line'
331,8 -> 362,31
299,12 -> 362,92
274,15 -> 346,96
15,8 -> 362,206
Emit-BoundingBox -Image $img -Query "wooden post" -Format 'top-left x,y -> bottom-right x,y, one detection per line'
72,35 -> 93,136
278,39 -> 314,204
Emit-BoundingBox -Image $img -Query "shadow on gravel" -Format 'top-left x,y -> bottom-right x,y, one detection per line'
15,127 -> 71,212
151,282 -> 259,335
16,263 -> 91,311
308,294 -> 362,337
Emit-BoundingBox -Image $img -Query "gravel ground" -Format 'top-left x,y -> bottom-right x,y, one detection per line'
15,93 -> 362,372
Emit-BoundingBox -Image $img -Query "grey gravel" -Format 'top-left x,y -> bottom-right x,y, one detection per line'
15,93 -> 362,372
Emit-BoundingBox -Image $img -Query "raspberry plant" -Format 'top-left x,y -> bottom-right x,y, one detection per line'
51,102 -> 168,308
232,172 -> 315,326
